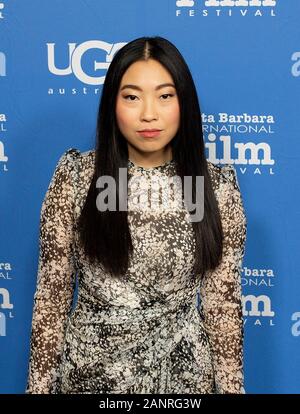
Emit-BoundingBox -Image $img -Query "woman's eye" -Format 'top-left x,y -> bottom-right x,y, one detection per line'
161,94 -> 174,100
124,95 -> 137,101
123,93 -> 174,101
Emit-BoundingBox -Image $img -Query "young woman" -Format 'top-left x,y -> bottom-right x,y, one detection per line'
26,36 -> 247,394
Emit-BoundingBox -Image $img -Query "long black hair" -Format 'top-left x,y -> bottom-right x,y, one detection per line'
78,36 -> 223,279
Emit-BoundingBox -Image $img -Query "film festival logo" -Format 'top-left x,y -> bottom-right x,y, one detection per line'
241,266 -> 276,328
95,171 -> 205,223
203,112 -> 276,175
205,132 -> 275,173
176,0 -> 277,16
241,266 -> 275,288
0,287 -> 14,337
243,294 -> 275,327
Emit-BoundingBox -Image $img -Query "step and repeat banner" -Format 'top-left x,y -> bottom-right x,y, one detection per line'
0,0 -> 299,394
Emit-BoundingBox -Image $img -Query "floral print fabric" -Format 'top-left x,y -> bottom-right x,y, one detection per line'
25,148 -> 247,394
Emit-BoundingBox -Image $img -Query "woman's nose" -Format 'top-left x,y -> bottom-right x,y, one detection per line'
140,99 -> 158,121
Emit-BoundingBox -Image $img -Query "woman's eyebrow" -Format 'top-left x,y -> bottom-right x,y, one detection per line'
120,83 -> 176,92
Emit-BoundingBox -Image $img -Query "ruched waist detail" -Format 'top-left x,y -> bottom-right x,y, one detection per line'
59,279 -> 205,393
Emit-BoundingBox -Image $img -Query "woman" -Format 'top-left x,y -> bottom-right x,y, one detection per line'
25,36 -> 247,394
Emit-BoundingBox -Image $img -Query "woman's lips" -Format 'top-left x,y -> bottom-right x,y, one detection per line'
137,130 -> 162,138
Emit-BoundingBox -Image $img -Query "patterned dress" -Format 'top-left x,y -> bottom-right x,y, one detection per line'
25,148 -> 247,394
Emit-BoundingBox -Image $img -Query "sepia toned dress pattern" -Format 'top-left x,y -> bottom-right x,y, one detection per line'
25,148 -> 247,394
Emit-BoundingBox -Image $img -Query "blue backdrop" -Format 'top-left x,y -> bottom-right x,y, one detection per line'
0,0 -> 299,394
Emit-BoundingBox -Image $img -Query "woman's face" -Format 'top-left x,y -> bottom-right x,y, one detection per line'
115,58 -> 180,166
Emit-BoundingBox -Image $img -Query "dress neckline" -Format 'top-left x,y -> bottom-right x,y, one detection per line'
127,158 -> 175,173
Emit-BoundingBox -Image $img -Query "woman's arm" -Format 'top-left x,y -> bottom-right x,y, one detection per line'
25,148 -> 79,394
199,164 -> 247,394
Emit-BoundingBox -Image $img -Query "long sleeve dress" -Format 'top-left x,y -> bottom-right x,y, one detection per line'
25,148 -> 247,394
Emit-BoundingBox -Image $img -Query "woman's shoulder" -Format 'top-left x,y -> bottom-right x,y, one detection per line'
207,160 -> 246,228
207,160 -> 241,192
58,147 -> 95,171
53,148 -> 95,194
62,147 -> 95,161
